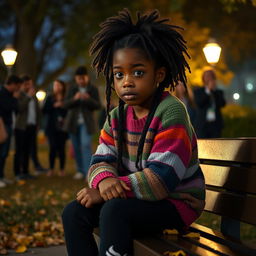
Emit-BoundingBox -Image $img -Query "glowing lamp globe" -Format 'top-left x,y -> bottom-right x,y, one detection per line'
203,42 -> 222,65
1,45 -> 18,66
36,90 -> 46,102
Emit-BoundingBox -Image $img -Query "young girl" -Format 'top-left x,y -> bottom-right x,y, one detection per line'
43,79 -> 68,176
62,9 -> 205,256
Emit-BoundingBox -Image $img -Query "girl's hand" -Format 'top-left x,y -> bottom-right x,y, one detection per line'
179,193 -> 205,215
77,187 -> 104,208
98,177 -> 130,201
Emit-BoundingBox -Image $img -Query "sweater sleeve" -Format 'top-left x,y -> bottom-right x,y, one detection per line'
87,119 -> 119,188
118,104 -> 193,201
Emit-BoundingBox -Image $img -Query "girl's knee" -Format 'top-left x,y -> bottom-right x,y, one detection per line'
100,198 -> 127,222
62,200 -> 81,224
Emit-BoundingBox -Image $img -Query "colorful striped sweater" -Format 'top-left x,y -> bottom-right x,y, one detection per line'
87,92 -> 205,227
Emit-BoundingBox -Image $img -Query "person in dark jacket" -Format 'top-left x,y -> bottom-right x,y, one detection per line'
194,69 -> 226,138
0,75 -> 22,188
43,79 -> 68,176
63,66 -> 101,179
14,75 -> 43,180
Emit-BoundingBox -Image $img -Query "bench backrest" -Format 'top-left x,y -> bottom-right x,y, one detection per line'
198,138 -> 256,226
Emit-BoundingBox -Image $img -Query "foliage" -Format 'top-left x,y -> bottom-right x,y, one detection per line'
222,104 -> 256,137
0,145 -> 84,254
182,0 -> 256,68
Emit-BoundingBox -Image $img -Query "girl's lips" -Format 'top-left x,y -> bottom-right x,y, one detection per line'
122,93 -> 137,100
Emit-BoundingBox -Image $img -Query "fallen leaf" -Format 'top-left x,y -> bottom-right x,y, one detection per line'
38,209 -> 46,215
15,245 -> 27,253
0,200 -> 11,207
17,180 -> 26,186
163,229 -> 179,235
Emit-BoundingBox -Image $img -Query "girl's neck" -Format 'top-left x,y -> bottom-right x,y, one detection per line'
132,105 -> 150,120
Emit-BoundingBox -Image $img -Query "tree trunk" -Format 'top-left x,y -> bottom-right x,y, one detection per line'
15,22 -> 37,80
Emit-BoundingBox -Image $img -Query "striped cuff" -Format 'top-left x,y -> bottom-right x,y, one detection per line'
91,171 -> 116,189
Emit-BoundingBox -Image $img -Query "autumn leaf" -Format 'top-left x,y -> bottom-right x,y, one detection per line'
37,209 -> 46,215
0,200 -> 11,207
17,180 -> 26,186
47,190 -> 53,196
15,245 -> 27,253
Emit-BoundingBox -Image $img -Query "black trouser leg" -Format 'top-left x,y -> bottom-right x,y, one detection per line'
62,200 -> 101,256
99,198 -> 183,256
62,198 -> 184,256
13,129 -> 25,176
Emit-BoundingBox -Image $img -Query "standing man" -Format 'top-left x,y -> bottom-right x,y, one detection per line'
194,69 -> 226,138
14,75 -> 42,180
64,66 -> 101,179
0,75 -> 22,188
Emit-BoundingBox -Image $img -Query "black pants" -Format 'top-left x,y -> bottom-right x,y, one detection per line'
14,125 -> 37,176
62,198 -> 184,256
47,130 -> 67,169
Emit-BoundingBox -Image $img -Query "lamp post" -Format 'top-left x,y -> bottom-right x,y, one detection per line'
1,45 -> 18,76
203,39 -> 221,66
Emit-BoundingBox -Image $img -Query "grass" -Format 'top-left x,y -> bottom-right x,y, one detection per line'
0,136 -> 256,253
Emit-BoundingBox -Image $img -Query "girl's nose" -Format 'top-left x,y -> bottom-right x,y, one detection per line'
123,76 -> 134,88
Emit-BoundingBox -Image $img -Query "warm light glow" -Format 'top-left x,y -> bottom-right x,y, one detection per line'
1,45 -> 18,66
203,42 -> 222,64
233,93 -> 240,100
36,90 -> 46,102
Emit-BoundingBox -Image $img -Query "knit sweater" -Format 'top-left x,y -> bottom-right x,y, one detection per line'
87,92 -> 205,227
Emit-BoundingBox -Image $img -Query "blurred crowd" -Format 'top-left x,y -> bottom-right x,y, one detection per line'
0,66 -> 101,188
0,66 -> 226,189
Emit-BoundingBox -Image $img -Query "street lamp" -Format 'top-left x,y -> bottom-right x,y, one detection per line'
1,45 -> 18,75
203,39 -> 221,65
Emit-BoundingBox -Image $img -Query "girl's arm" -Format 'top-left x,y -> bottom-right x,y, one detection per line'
87,124 -> 119,188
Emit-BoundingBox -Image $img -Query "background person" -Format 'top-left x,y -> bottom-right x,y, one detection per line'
173,81 -> 197,127
13,75 -> 42,180
43,79 -> 68,176
63,66 -> 101,179
0,75 -> 22,188
194,69 -> 226,138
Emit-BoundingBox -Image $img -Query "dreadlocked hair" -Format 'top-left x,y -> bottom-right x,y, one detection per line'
90,9 -> 190,171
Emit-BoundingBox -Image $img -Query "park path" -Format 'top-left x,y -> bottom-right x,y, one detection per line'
7,245 -> 67,256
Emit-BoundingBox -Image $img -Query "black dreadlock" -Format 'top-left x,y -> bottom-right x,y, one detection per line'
90,9 -> 190,171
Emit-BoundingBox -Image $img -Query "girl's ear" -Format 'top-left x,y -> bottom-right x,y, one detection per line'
156,67 -> 166,83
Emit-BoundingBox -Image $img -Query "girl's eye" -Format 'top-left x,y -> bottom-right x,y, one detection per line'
114,72 -> 123,79
134,70 -> 144,77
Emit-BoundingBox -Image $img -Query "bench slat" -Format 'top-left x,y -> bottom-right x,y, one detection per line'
190,223 -> 256,256
205,190 -> 256,225
201,164 -> 256,194
162,234 -> 248,256
198,139 -> 256,164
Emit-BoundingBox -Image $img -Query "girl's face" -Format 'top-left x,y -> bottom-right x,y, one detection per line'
113,48 -> 165,113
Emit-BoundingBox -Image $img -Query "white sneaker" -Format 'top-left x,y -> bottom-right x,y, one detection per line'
73,172 -> 84,180
0,180 -> 7,188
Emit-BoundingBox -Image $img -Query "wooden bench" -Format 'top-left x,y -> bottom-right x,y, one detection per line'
94,138 -> 256,256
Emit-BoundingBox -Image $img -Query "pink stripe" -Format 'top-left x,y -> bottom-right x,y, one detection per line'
152,138 -> 190,166
91,171 -> 116,189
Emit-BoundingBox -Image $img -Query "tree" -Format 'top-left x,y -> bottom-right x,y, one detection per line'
0,0 -> 135,88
